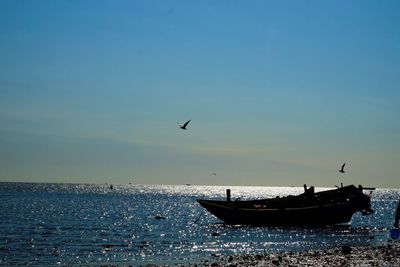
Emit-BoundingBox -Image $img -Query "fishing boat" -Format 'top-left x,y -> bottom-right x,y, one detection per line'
197,185 -> 374,226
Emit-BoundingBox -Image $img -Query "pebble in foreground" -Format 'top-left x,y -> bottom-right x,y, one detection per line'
197,243 -> 400,267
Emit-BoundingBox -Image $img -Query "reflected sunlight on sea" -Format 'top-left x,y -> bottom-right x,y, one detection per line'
0,183 -> 399,265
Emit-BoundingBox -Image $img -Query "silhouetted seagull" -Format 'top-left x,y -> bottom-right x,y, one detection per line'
178,120 -> 191,130
338,163 -> 346,173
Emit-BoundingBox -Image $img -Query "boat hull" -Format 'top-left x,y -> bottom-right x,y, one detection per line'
197,185 -> 374,226
198,200 -> 360,226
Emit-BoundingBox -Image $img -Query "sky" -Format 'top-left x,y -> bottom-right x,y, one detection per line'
0,0 -> 399,188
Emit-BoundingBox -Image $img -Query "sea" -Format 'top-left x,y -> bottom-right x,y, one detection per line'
1,182 -> 399,266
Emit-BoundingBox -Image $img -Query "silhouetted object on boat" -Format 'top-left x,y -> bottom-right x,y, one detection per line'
154,215 -> 166,220
338,163 -> 346,173
335,182 -> 344,189
178,120 -> 191,130
193,209 -> 204,224
197,184 -> 374,226
110,185 -> 113,190
303,184 -> 314,195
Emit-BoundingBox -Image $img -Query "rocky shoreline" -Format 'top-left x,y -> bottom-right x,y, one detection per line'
195,242 -> 400,267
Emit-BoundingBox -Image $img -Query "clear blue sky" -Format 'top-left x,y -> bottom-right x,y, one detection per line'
1,0 -> 399,187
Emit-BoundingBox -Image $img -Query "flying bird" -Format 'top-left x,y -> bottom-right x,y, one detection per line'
178,120 -> 191,130
338,163 -> 346,173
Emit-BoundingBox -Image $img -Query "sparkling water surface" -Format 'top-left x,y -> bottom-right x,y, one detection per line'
1,182 -> 399,265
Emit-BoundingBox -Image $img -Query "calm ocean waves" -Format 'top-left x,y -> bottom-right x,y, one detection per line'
0,182 -> 399,266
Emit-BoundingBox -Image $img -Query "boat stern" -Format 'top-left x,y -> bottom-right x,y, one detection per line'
355,186 -> 375,215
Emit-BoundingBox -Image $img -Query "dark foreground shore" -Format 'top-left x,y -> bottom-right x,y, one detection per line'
193,242 -> 400,267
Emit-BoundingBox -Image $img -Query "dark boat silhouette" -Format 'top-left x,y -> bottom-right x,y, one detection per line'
197,184 -> 374,226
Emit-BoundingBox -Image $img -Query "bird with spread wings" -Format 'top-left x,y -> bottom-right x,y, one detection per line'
178,120 -> 191,130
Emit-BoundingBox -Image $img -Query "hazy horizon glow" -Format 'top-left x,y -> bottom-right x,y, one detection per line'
1,1 -> 399,187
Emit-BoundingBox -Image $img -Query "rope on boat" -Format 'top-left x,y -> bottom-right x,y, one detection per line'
193,209 -> 204,224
